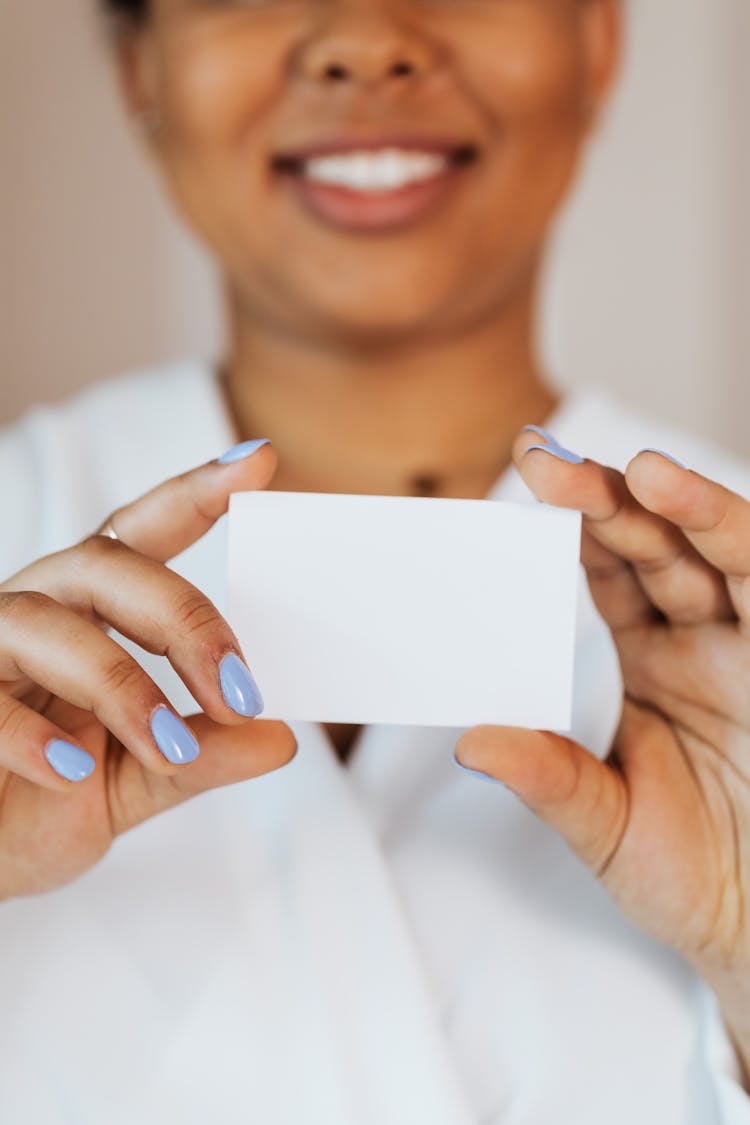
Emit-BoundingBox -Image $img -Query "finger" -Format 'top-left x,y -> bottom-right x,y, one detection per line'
626,451 -> 750,620
93,437 -> 275,563
514,428 -> 654,628
0,592 -> 200,776
577,531 -> 654,631
455,724 -> 628,877
6,537 -> 263,722
514,430 -> 653,628
513,429 -> 733,627
108,715 -> 298,836
0,689 -> 96,791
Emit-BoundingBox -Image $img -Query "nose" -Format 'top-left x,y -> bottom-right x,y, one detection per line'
294,5 -> 440,89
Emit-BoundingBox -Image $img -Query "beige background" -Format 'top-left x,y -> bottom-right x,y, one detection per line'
2,1 -> 749,454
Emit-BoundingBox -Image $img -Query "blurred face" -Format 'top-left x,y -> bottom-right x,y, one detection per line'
123,0 -> 620,345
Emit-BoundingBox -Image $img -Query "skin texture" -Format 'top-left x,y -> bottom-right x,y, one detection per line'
5,0 -> 749,1090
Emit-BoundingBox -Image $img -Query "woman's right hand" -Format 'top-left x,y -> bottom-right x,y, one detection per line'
0,439 -> 296,901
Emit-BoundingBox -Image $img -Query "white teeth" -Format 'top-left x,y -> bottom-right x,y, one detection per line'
303,149 -> 449,192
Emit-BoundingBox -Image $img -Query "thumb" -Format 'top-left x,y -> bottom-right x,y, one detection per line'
90,438 -> 277,563
111,714 -> 297,836
455,726 -> 628,877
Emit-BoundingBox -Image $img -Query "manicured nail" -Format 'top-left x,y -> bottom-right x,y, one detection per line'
217,438 -> 271,465
522,424 -> 558,444
522,425 -> 585,465
525,443 -> 585,466
219,653 -> 264,718
639,448 -> 686,470
455,760 -> 506,788
45,739 -> 96,782
150,707 -> 200,764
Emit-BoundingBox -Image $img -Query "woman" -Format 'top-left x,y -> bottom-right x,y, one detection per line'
1,0 -> 748,1120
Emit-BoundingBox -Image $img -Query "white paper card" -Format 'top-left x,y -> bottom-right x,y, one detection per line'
227,492 -> 581,730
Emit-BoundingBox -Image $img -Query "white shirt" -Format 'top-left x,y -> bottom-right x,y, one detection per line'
0,359 -> 749,1125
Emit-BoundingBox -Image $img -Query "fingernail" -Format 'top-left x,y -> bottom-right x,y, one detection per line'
522,424 -> 558,444
219,653 -> 264,718
150,707 -> 200,764
525,443 -> 585,466
45,739 -> 96,782
639,448 -> 686,470
454,760 -> 506,788
217,439 -> 270,465
522,425 -> 585,466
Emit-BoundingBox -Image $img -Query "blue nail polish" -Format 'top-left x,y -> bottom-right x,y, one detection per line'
522,424 -> 558,444
217,439 -> 270,465
639,448 -> 686,470
522,425 -> 585,465
45,740 -> 96,782
219,653 -> 264,718
525,442 -> 585,466
150,707 -> 200,764
454,760 -> 506,787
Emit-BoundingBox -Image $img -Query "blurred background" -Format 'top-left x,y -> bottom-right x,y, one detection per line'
1,0 -> 749,452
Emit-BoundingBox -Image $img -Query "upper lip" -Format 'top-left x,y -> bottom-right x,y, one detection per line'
272,130 -> 479,171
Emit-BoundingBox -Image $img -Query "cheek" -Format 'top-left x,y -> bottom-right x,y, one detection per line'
151,18 -> 294,254
459,11 -> 585,128
457,13 -> 588,232
155,20 -> 287,152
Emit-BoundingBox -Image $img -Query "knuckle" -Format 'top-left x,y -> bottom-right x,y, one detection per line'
0,590 -> 54,628
173,470 -> 215,525
170,585 -> 223,639
99,654 -> 149,697
76,533 -> 123,567
586,559 -> 628,584
633,545 -> 687,578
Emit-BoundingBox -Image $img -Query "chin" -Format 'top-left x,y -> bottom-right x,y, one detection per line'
230,228 -> 531,350
289,291 -> 465,351
255,254 -> 487,348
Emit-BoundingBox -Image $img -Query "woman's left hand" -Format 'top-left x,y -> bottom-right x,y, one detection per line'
456,429 -> 750,1071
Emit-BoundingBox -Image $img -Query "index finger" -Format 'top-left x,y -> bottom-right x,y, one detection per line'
92,438 -> 275,563
511,428 -> 733,628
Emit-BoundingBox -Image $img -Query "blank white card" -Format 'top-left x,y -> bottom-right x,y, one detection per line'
227,492 -> 581,730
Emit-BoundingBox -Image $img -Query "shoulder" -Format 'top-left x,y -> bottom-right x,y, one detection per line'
555,388 -> 750,497
0,358 -> 230,573
22,357 -> 225,481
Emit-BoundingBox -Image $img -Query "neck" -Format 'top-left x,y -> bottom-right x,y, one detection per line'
222,273 -> 559,500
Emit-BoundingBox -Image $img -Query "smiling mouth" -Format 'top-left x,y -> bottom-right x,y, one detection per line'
271,140 -> 480,232
272,143 -> 479,193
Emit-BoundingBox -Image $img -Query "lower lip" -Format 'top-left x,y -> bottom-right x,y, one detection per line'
282,164 -> 470,233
